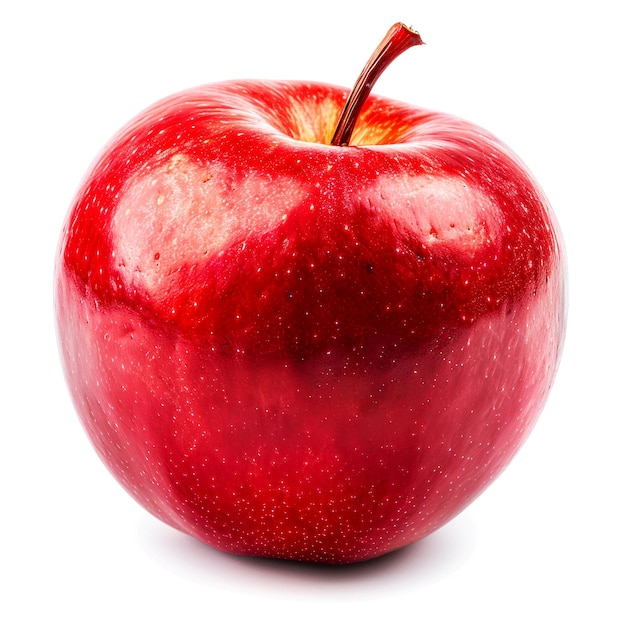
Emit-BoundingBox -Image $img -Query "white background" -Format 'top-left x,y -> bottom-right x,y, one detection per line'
2,1 -> 624,624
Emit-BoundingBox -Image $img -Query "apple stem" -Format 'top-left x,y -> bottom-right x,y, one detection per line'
330,23 -> 424,147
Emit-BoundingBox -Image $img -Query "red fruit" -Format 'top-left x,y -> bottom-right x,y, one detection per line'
55,24 -> 565,564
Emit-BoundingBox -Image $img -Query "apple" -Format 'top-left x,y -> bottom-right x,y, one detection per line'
55,23 -> 566,564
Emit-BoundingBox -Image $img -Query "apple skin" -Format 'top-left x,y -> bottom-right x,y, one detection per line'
55,80 -> 566,564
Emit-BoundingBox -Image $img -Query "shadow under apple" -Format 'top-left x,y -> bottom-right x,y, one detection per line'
136,511 -> 477,596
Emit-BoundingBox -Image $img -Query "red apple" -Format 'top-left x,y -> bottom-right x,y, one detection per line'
55,24 -> 566,564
